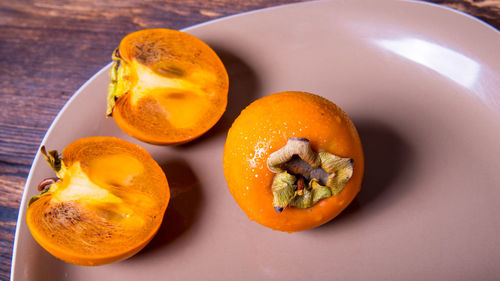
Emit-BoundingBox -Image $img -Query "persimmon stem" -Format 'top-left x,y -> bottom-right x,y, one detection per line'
37,177 -> 59,192
267,138 -> 320,173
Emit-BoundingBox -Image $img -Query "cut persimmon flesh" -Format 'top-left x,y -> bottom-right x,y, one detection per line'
26,137 -> 170,266
223,91 -> 364,232
107,28 -> 229,145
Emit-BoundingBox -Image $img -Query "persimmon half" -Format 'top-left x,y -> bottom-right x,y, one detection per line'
223,91 -> 364,232
107,28 -> 229,145
26,137 -> 170,265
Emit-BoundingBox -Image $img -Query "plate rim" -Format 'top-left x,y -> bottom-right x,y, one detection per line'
10,0 -> 500,279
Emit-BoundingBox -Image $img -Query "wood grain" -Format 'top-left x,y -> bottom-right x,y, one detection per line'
428,0 -> 500,28
0,0 -> 498,280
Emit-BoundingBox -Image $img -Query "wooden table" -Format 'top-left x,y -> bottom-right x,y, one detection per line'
0,0 -> 498,279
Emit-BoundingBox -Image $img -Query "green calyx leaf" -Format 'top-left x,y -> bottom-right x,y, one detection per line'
106,48 -> 130,116
319,152 -> 354,195
310,179 -> 332,205
271,172 -> 296,212
289,179 -> 333,209
289,187 -> 312,208
29,177 -> 58,208
28,195 -> 41,207
271,172 -> 336,210
40,146 -> 62,173
28,187 -> 50,207
30,147 -> 64,207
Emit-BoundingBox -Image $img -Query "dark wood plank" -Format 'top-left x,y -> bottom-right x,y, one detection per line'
0,0 -> 498,280
428,0 -> 500,28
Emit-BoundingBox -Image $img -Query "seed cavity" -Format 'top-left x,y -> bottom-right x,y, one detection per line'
154,65 -> 185,78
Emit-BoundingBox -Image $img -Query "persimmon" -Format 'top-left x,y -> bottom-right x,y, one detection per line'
26,137 -> 170,266
107,28 -> 229,145
223,91 -> 364,232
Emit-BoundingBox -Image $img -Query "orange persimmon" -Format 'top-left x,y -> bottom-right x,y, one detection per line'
107,28 -> 229,145
223,91 -> 364,232
26,137 -> 170,265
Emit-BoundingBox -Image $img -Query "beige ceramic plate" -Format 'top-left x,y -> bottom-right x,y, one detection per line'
12,0 -> 500,280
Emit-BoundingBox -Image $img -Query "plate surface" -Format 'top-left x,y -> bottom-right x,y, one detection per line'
12,1 -> 500,280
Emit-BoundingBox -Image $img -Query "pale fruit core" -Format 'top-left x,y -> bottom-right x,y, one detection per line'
129,60 -> 215,129
50,155 -> 150,227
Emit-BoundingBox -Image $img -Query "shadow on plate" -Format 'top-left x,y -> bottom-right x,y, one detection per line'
175,46 -> 261,149
315,119 -> 414,230
132,158 -> 203,259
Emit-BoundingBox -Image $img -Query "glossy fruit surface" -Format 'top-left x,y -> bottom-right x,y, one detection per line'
223,91 -> 364,232
26,137 -> 170,265
108,28 -> 229,145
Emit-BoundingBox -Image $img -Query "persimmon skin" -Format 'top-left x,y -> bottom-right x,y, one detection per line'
223,91 -> 364,232
26,137 -> 170,266
110,28 -> 229,145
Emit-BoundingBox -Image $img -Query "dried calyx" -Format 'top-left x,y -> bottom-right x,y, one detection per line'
107,48 -> 131,117
267,138 -> 353,213
29,146 -> 64,206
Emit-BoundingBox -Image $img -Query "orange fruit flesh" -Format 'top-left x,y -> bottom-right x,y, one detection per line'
26,137 -> 170,265
223,91 -> 364,232
112,29 -> 228,145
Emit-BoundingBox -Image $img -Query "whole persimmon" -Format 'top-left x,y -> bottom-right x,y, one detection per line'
223,91 -> 364,232
107,28 -> 229,145
26,137 -> 170,265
